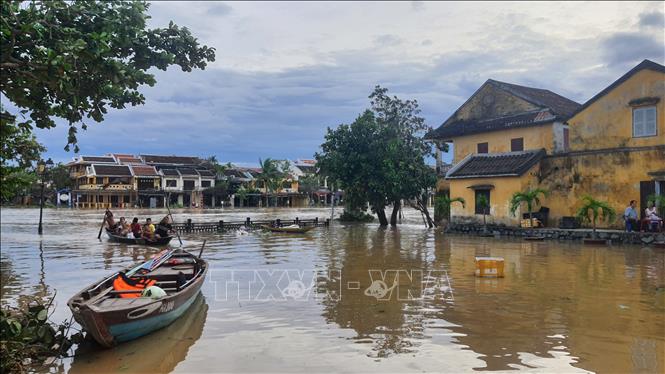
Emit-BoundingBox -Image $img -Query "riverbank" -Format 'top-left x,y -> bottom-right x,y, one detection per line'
445,222 -> 665,246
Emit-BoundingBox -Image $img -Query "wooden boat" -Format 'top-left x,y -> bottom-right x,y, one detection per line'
524,236 -> 545,241
106,228 -> 173,246
653,242 -> 665,249
67,249 -> 207,347
261,224 -> 316,234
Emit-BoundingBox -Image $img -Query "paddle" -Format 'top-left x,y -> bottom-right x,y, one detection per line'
166,193 -> 183,246
98,209 -> 110,239
198,239 -> 207,258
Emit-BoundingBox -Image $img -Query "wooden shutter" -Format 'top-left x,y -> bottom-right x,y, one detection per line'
477,142 -> 488,154
510,138 -> 524,152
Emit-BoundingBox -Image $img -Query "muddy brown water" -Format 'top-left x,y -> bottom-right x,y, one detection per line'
1,207 -> 663,373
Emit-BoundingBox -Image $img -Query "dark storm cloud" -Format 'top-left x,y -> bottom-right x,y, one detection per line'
602,32 -> 665,67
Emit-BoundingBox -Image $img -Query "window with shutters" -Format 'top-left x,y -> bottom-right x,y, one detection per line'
510,137 -> 524,152
633,106 -> 657,137
477,142 -> 488,154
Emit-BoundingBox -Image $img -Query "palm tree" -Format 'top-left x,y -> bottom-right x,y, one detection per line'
477,194 -> 489,232
509,188 -> 548,227
434,195 -> 465,224
258,158 -> 288,207
576,195 -> 616,238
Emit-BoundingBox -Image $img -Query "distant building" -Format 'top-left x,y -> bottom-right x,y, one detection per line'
67,154 -> 218,208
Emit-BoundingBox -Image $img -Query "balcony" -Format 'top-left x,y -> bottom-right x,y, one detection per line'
77,184 -> 132,191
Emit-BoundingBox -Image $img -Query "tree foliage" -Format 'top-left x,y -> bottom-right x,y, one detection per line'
258,158 -> 289,206
1,0 -> 216,151
576,195 -> 616,236
434,195 -> 465,223
1,112 -> 44,202
509,188 -> 548,225
316,86 -> 438,226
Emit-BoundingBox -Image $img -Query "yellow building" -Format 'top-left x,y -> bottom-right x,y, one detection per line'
427,79 -> 581,225
540,59 -> 665,225
429,59 -> 665,228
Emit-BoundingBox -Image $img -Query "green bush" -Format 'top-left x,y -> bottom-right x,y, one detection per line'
1,299 -> 83,373
339,209 -> 375,222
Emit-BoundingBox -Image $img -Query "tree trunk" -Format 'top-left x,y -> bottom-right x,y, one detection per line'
419,200 -> 435,228
376,207 -> 388,226
483,211 -> 487,233
390,200 -> 401,226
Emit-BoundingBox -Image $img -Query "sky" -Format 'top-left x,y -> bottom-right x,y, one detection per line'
30,1 -> 665,166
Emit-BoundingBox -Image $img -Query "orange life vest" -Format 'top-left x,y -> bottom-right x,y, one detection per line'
113,272 -> 156,298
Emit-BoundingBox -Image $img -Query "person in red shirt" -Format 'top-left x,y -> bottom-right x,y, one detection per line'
130,217 -> 142,238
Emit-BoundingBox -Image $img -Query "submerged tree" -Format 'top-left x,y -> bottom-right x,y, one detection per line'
316,86 -> 439,226
1,112 -> 44,202
477,194 -> 490,233
509,188 -> 548,227
1,0 -> 215,152
576,195 -> 616,238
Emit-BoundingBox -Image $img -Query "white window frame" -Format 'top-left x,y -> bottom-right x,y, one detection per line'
632,106 -> 657,138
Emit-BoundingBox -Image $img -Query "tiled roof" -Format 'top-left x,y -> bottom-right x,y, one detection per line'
297,165 -> 317,174
570,59 -> 665,118
177,167 -> 199,176
426,79 -> 580,141
131,165 -> 159,176
446,149 -> 545,179
487,80 -> 581,118
92,164 -> 132,176
161,168 -> 180,176
116,155 -> 143,164
141,155 -> 202,165
428,110 -> 557,139
197,169 -> 215,177
82,156 -> 116,163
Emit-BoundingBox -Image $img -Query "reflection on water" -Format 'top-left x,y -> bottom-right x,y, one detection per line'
1,207 -> 663,373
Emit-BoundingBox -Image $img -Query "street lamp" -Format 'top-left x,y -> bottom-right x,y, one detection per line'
37,158 -> 54,234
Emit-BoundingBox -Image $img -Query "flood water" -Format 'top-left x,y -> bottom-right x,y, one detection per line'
1,207 -> 664,373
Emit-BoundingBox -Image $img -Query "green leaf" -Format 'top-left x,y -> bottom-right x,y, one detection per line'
37,309 -> 48,322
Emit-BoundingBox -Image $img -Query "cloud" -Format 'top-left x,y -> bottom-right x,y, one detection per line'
638,10 -> 664,29
207,3 -> 232,16
601,32 -> 665,66
20,1 -> 663,167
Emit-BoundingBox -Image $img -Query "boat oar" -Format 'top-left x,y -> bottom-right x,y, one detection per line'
98,209 -> 109,239
166,193 -> 183,246
198,240 -> 207,258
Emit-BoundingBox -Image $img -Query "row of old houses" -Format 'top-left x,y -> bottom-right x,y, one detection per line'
427,59 -> 665,227
67,154 -> 333,209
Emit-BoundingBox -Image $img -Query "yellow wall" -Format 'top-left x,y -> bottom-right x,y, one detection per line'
452,124 -> 556,163
449,164 -> 540,225
568,68 -> 665,151
446,82 -> 539,124
539,147 -> 665,228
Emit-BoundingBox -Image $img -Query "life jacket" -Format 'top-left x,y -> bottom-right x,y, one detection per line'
113,272 -> 156,298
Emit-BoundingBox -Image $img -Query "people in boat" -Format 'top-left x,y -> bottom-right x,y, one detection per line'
116,217 -> 130,236
155,215 -> 173,238
645,201 -> 662,232
105,210 -> 117,231
623,200 -> 638,232
142,218 -> 156,240
130,217 -> 142,238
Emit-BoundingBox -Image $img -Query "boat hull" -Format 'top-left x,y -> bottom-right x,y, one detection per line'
106,229 -> 173,246
262,225 -> 315,233
69,253 -> 207,347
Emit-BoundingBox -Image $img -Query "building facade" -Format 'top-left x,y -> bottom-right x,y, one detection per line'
428,59 -> 665,227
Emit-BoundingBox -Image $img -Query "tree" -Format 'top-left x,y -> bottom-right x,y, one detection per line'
49,163 -> 72,191
1,0 -> 215,152
434,195 -> 465,224
204,156 -> 232,176
258,158 -> 289,207
509,188 -> 548,227
576,195 -> 616,238
647,194 -> 665,216
1,112 -> 44,202
298,174 -> 320,206
316,86 -> 440,226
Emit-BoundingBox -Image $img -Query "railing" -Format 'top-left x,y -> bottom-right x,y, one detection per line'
172,217 -> 330,233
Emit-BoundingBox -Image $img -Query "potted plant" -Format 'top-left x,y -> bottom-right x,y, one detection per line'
509,188 -> 548,240
576,195 -> 616,245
